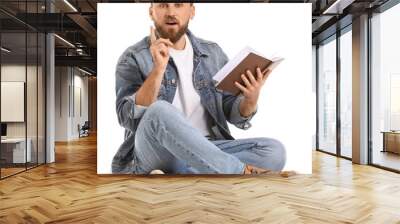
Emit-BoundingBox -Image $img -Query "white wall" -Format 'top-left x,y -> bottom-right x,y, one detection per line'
72,72 -> 89,138
1,65 -> 38,138
55,66 -> 68,141
1,64 -> 46,163
1,66 -> 26,125
1,82 -> 25,122
54,67 -> 89,141
98,3 -> 313,174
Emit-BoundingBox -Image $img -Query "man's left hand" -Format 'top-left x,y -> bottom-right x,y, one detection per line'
234,67 -> 272,117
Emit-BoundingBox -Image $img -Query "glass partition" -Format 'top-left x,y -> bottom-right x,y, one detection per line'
317,36 -> 337,155
27,31 -> 38,169
38,32 -> 45,165
1,30 -> 28,177
339,28 -> 352,158
26,0 -> 43,169
0,1 -> 46,179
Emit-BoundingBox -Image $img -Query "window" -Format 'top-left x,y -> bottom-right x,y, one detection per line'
371,2 -> 400,171
339,28 -> 352,158
318,36 -> 337,154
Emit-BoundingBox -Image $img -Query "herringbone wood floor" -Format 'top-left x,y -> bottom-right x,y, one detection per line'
1,134 -> 400,224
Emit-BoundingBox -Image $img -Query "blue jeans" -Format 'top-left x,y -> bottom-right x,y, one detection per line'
133,101 -> 286,174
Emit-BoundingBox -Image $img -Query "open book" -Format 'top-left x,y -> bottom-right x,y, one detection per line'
213,46 -> 284,95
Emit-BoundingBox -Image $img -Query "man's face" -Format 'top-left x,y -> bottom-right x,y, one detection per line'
149,3 -> 195,43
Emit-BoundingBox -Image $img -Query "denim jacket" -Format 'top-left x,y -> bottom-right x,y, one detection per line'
112,29 -> 257,173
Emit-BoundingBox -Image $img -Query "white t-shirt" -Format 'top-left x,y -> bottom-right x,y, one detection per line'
169,34 -> 211,137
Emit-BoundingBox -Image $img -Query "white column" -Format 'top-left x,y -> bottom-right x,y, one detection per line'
45,1 -> 55,163
46,33 -> 55,163
352,14 -> 369,164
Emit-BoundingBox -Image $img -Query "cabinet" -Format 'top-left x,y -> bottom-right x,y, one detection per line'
382,131 -> 400,154
0,138 -> 32,165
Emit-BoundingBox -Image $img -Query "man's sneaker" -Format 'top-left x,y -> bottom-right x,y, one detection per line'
149,169 -> 165,174
243,164 -> 296,177
243,164 -> 271,174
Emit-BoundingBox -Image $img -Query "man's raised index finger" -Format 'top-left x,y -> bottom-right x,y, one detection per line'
150,26 -> 157,44
158,38 -> 174,47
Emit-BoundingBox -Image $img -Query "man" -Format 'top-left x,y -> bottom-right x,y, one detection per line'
112,3 -> 286,174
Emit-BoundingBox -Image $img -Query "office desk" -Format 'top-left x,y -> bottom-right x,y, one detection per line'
382,131 -> 400,154
1,138 -> 32,164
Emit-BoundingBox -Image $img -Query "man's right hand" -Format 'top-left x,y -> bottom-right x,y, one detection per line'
134,27 -> 174,107
149,26 -> 173,73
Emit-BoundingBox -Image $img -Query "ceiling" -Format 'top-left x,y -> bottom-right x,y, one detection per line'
0,0 -> 394,75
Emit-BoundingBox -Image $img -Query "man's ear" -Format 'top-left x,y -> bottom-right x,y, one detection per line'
190,5 -> 195,20
149,6 -> 154,21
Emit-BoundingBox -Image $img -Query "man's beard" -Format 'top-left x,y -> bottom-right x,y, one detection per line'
154,21 -> 189,43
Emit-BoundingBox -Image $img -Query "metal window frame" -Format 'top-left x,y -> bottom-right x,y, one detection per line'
315,22 -> 353,162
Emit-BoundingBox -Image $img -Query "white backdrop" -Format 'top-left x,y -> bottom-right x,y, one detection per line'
97,3 -> 313,174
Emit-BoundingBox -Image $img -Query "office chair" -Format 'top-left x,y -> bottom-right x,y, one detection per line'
79,121 -> 90,138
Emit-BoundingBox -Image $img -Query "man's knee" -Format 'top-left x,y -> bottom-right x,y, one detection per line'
142,100 -> 175,121
258,137 -> 287,170
138,100 -> 181,136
